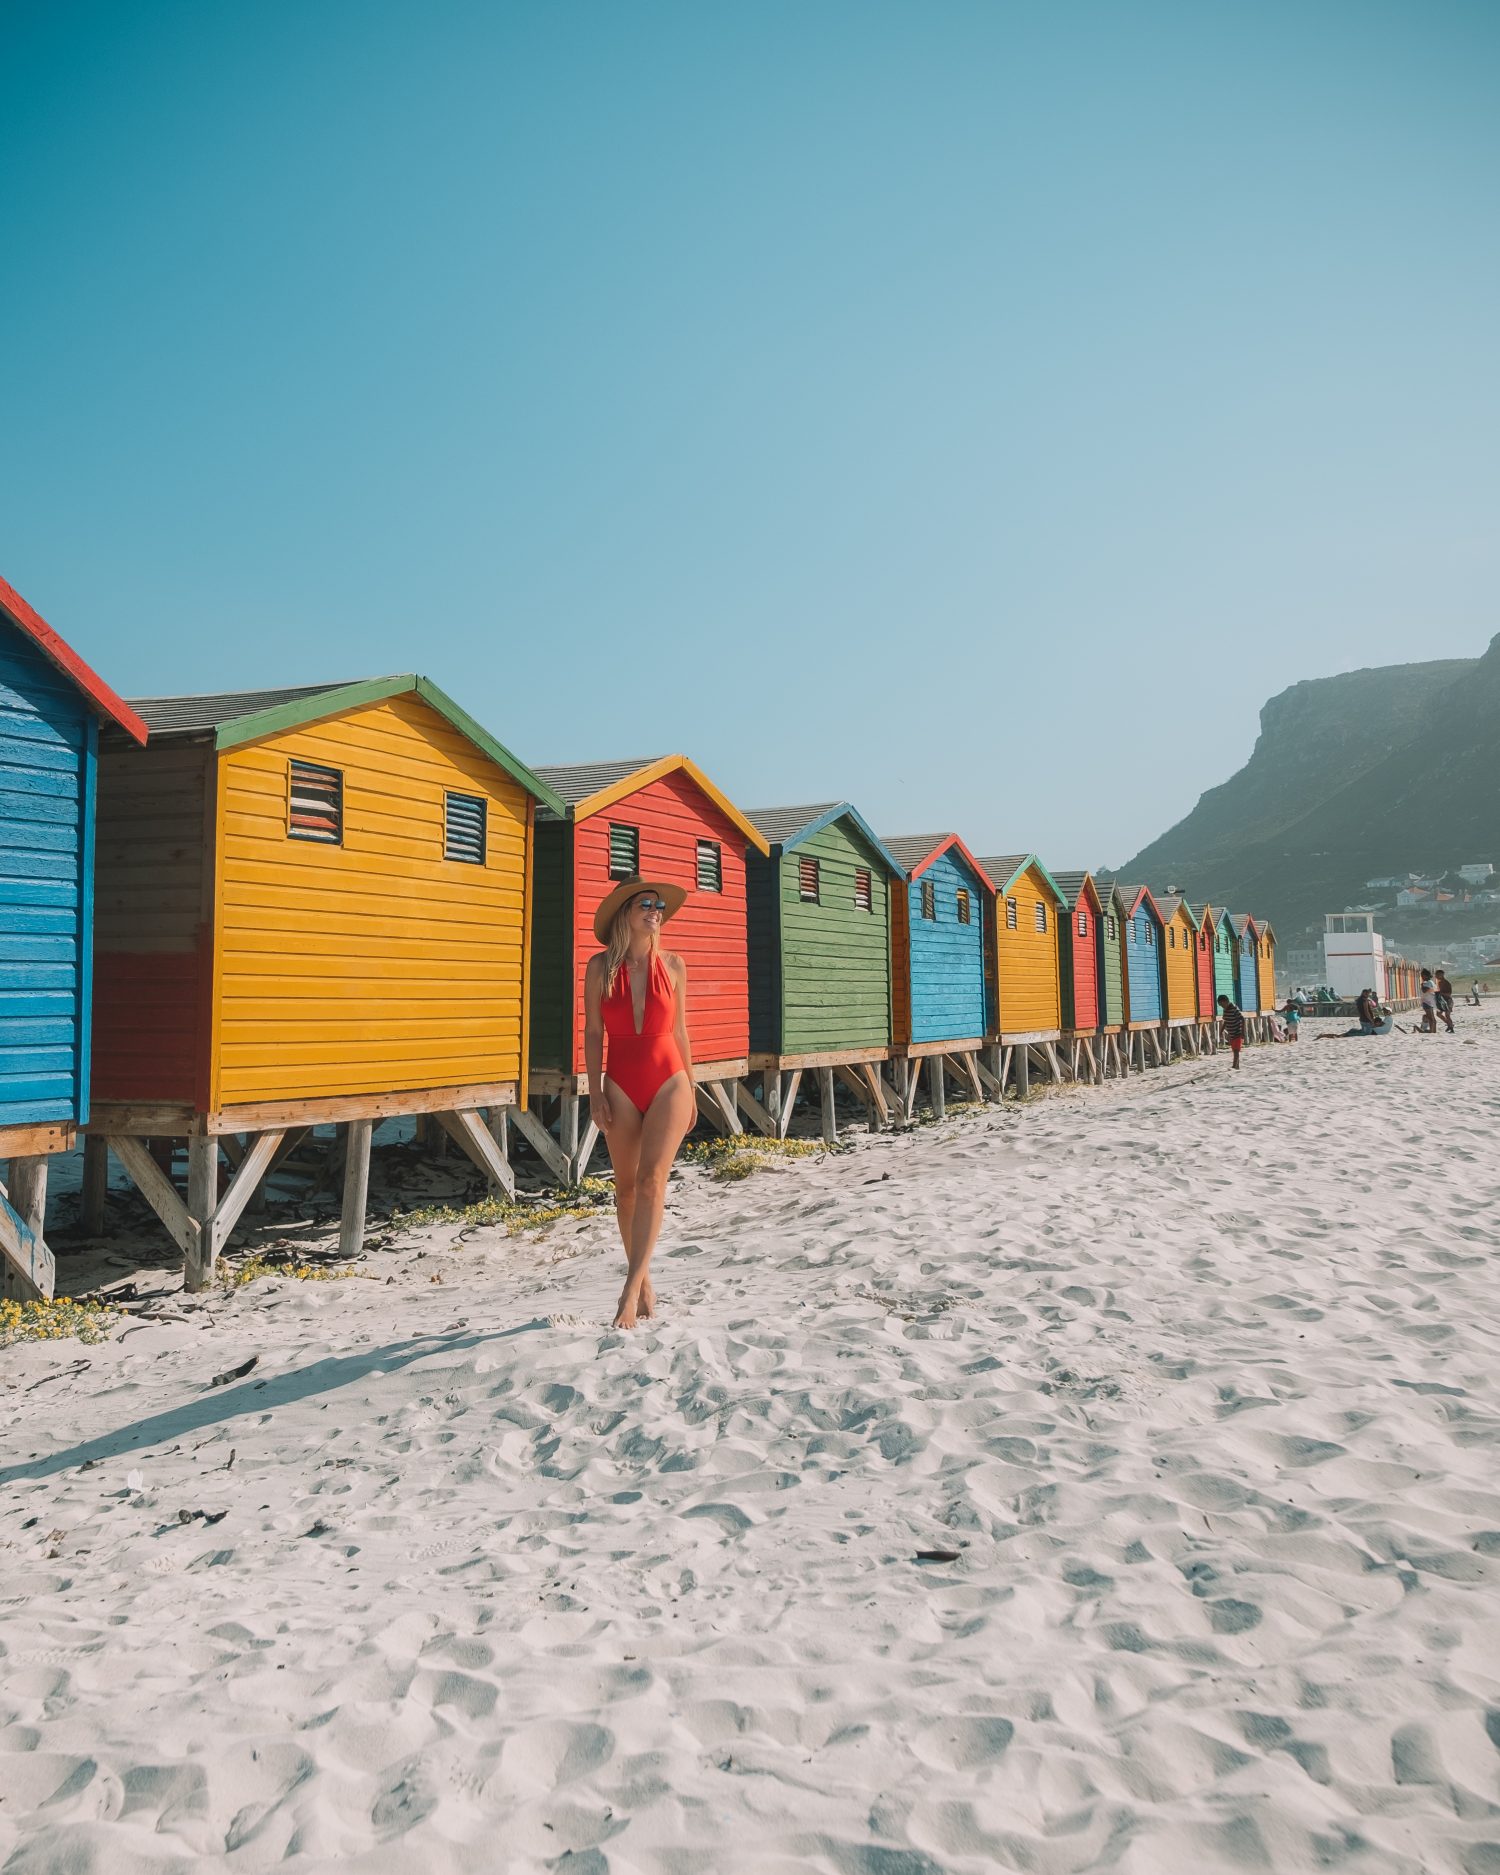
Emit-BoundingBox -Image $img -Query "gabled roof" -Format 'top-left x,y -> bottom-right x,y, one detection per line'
125,675 -> 564,812
1115,881 -> 1164,922
1195,903 -> 1222,931
881,833 -> 996,892
976,852 -> 1067,904
1155,893 -> 1200,930
744,802 -> 903,876
0,573 -> 147,743
534,754 -> 769,854
1225,910 -> 1258,936
1050,869 -> 1104,913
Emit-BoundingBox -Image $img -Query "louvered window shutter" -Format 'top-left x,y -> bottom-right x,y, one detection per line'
608,824 -> 640,878
798,856 -> 820,902
921,880 -> 936,921
956,888 -> 971,925
1034,901 -> 1047,933
1005,897 -> 1017,930
444,791 -> 487,864
1077,909 -> 1088,937
288,760 -> 343,844
696,841 -> 722,892
854,867 -> 872,912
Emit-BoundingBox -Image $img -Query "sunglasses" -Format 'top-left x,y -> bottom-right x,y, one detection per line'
634,895 -> 668,913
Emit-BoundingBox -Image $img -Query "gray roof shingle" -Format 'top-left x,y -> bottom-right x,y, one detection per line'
742,803 -> 842,847
880,834 -> 955,874
975,854 -> 1029,890
126,679 -> 381,737
533,757 -> 668,814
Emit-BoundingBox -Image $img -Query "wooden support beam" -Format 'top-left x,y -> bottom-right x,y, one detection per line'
929,1057 -> 946,1121
759,1068 -> 782,1136
734,1078 -> 779,1138
340,1118 -> 373,1256
487,1105 -> 509,1162
954,1051 -> 984,1103
707,1081 -> 743,1136
110,1134 -> 202,1270
779,1068 -> 803,1140
1044,1042 -> 1063,1084
1014,1044 -> 1030,1098
511,1106 -> 574,1186
209,1129 -> 290,1262
82,1134 -> 109,1235
186,1136 -> 218,1290
0,1184 -> 51,1301
559,1095 -> 580,1163
833,1062 -> 884,1131
435,1107 -> 516,1198
817,1066 -> 838,1146
900,1059 -> 922,1123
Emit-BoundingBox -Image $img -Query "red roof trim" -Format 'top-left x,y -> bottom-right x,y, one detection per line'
0,575 -> 148,744
906,834 -> 996,894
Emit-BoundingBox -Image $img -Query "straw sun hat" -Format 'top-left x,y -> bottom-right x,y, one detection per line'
593,876 -> 687,943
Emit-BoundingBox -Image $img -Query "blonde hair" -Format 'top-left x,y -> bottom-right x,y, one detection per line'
602,899 -> 659,999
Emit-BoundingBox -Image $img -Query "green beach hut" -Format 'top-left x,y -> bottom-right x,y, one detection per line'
743,802 -> 904,1138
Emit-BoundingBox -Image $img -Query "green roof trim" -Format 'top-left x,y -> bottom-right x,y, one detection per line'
211,674 -> 565,814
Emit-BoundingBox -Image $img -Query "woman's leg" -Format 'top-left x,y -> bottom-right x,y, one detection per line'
601,1078 -> 644,1305
613,1071 -> 696,1330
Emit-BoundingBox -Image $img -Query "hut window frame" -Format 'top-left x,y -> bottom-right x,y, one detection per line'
608,823 -> 640,879
1077,909 -> 1088,937
1106,914 -> 1117,940
1005,896 -> 1017,930
1034,901 -> 1047,934
956,888 -> 971,925
920,879 -> 936,922
854,866 -> 873,912
798,855 -> 821,903
287,759 -> 344,846
443,790 -> 487,866
697,840 -> 723,893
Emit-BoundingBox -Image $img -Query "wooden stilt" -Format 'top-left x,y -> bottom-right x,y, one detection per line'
0,1167 -> 52,1301
734,1078 -> 778,1138
929,1058 -> 946,1121
487,1105 -> 509,1162
512,1106 -> 574,1185
340,1118 -> 373,1256
818,1067 -> 838,1145
760,1070 -> 782,1136
82,1134 -> 109,1234
780,1068 -> 803,1139
434,1108 -> 516,1197
206,1129 -> 289,1263
1014,1045 -> 1030,1098
185,1136 -> 217,1290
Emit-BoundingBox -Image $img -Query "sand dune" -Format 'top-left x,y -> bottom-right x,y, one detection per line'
4,1013 -> 1500,1872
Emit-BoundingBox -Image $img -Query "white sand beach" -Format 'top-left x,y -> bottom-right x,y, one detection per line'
4,1014 -> 1500,1874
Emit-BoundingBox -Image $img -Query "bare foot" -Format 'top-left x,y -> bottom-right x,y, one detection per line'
613,1287 -> 641,1330
640,1277 -> 657,1319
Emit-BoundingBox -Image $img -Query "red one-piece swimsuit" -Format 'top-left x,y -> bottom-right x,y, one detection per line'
602,952 -> 686,1115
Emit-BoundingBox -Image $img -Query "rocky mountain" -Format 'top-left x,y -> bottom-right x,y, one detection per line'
1121,636 -> 1500,938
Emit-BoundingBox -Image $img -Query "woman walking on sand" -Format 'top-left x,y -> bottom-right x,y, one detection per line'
583,877 -> 697,1329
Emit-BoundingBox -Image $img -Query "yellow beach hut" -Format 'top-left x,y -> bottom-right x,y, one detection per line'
978,853 -> 1067,1093
1156,893 -> 1204,1057
88,675 -> 563,1285
1256,919 -> 1278,1016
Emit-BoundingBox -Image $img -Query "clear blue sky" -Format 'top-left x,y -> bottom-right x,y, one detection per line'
4,0 -> 1497,866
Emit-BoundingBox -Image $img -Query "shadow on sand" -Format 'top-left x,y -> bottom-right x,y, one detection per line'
1,1320 -> 552,1486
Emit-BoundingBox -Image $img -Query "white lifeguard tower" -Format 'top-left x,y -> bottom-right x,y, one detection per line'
1323,911 -> 1388,998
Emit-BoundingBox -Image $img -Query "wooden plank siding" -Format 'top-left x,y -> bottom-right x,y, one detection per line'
987,859 -> 1064,1037
563,769 -> 751,1073
1095,884 -> 1128,1028
746,816 -> 892,1058
1256,924 -> 1277,1011
897,847 -> 990,1046
1119,887 -> 1165,1025
93,738 -> 213,1106
0,626 -> 95,1129
214,693 -> 532,1103
1159,900 -> 1199,1021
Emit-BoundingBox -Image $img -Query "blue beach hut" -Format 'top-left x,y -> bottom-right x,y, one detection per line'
1115,881 -> 1167,1065
880,834 -> 995,1116
0,574 -> 148,1299
1228,912 -> 1261,1016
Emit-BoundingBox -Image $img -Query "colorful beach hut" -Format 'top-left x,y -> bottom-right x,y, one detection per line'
0,575 -> 148,1299
1052,870 -> 1105,1080
1256,919 -> 1278,1011
743,803 -> 903,1140
1094,879 -> 1130,1072
1227,913 -> 1261,1018
979,854 -> 1067,1093
526,755 -> 770,1177
1116,883 -> 1167,1066
89,676 -> 561,1285
881,835 -> 995,1119
1191,905 -> 1222,1042
1204,905 -> 1238,1011
1156,894 -> 1206,1056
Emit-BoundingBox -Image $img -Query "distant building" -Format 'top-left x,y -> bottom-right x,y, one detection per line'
1458,863 -> 1494,885
1396,887 -> 1431,907
1323,911 -> 1389,999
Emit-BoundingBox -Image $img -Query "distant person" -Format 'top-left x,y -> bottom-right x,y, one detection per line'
1418,970 -> 1438,1034
1435,970 -> 1456,1032
1281,998 -> 1301,1041
1217,993 -> 1244,1070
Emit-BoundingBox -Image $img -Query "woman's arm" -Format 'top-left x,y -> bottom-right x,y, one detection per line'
583,954 -> 612,1132
669,954 -> 694,1084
